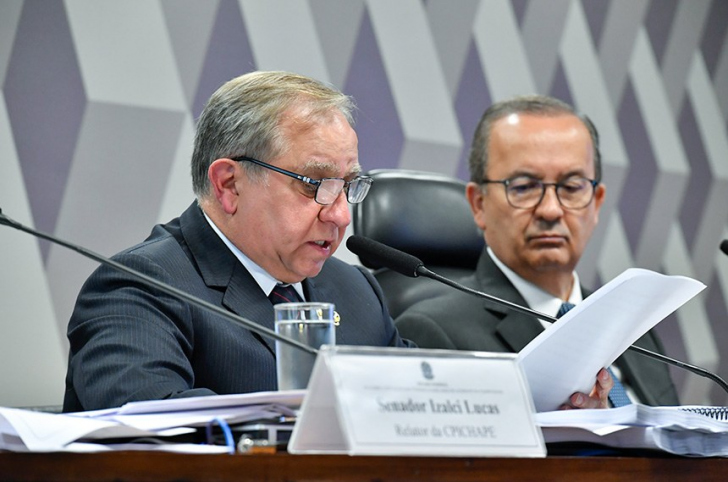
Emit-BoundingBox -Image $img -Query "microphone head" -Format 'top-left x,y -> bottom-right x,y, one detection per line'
0,209 -> 18,228
721,239 -> 728,257
346,236 -> 423,278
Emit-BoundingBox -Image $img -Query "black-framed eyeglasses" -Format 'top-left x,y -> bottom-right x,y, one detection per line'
233,156 -> 373,205
482,175 -> 599,209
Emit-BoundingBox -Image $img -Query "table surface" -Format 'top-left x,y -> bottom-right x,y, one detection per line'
1,450 -> 726,482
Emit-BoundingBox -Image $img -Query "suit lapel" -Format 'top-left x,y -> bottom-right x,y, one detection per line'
302,276 -> 319,302
222,263 -> 277,354
496,311 -> 545,352
474,251 -> 546,352
179,203 -> 277,355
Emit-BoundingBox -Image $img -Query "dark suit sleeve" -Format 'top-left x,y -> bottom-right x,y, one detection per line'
65,251 -> 214,411
395,309 -> 458,350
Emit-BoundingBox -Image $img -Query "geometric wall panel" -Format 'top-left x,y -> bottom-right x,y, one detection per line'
0,0 -> 727,407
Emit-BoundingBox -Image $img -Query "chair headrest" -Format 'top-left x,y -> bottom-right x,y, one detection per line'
352,169 -> 485,269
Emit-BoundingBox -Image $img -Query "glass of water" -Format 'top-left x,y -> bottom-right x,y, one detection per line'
274,302 -> 335,390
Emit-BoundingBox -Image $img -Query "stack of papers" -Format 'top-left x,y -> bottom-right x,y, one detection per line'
0,391 -> 303,453
537,404 -> 728,457
518,268 -> 706,412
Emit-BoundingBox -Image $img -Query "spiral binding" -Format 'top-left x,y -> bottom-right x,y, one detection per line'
679,406 -> 728,421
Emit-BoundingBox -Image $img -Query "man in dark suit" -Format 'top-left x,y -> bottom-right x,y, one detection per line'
396,95 -> 679,408
63,71 -> 411,412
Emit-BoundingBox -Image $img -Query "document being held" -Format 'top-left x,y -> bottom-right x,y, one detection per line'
517,268 -> 706,412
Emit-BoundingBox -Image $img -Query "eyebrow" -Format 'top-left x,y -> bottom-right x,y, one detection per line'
503,169 -> 589,180
301,160 -> 362,179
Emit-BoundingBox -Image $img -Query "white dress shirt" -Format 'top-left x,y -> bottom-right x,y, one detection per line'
203,211 -> 305,300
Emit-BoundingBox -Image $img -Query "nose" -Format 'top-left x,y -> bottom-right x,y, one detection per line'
319,190 -> 351,227
534,185 -> 564,220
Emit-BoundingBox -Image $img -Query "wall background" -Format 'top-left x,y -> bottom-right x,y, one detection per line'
1,0 -> 727,408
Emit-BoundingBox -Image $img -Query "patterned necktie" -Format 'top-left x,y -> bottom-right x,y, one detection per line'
269,284 -> 302,305
557,302 -> 632,408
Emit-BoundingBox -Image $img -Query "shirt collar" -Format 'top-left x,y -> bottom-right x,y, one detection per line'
486,246 -> 582,319
202,211 -> 305,300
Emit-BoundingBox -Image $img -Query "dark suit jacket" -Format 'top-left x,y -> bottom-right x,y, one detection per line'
395,250 -> 679,407
64,202 -> 411,412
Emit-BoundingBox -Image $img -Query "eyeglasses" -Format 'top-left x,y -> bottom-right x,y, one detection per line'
482,175 -> 599,209
233,156 -> 373,205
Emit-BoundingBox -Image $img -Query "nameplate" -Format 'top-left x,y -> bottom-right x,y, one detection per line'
288,346 -> 545,457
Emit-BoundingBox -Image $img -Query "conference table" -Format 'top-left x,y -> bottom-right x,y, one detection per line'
0,451 -> 726,481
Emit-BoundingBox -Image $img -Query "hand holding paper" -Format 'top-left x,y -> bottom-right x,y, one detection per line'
518,268 -> 706,412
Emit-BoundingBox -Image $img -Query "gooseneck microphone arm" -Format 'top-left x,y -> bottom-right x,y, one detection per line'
419,265 -> 728,394
417,265 -> 552,321
347,235 -> 728,395
0,209 -> 317,355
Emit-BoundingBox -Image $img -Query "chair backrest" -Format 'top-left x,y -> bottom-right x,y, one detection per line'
352,169 -> 485,318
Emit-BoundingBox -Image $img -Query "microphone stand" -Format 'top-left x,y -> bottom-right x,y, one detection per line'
417,265 -> 728,395
0,209 -> 317,355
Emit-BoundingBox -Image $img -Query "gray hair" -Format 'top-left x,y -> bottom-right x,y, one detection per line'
191,71 -> 356,198
467,94 -> 601,183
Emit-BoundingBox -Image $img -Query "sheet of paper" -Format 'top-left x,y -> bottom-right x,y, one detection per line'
2,390 -> 305,452
64,441 -> 232,454
70,389 -> 305,417
536,404 -> 728,457
101,405 -> 296,432
537,404 -> 728,432
0,408 -> 159,452
517,268 -> 705,412
541,425 -> 728,457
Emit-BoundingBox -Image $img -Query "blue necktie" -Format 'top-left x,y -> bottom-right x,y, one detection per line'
557,302 -> 631,407
269,284 -> 302,305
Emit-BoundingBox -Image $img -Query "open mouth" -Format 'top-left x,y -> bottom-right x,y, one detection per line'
312,240 -> 332,249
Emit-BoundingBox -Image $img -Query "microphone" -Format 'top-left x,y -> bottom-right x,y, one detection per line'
347,235 -> 550,321
720,240 -> 728,257
0,208 -> 317,355
346,235 -> 424,277
347,235 -> 728,394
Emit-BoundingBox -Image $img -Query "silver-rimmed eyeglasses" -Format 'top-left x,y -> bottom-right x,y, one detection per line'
482,175 -> 599,209
234,156 -> 373,205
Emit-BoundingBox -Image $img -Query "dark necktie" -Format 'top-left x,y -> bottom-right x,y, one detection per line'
269,284 -> 302,305
557,302 -> 632,408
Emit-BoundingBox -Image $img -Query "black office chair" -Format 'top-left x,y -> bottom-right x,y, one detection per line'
352,169 -> 485,318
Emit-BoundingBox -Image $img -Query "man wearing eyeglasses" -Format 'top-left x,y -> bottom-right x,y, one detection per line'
63,71 -> 412,412
396,95 -> 678,409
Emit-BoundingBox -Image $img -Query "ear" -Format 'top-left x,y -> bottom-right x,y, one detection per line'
208,158 -> 240,215
466,182 -> 488,231
592,182 -> 606,222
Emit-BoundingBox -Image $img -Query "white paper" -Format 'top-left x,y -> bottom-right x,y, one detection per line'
536,404 -> 728,457
63,442 -> 232,453
70,390 -> 303,431
88,405 -> 295,432
537,404 -> 728,432
0,408 -> 159,452
1,390 -> 305,453
99,390 -> 304,415
518,268 -> 705,412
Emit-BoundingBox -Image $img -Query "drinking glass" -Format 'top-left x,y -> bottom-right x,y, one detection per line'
274,302 -> 335,390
